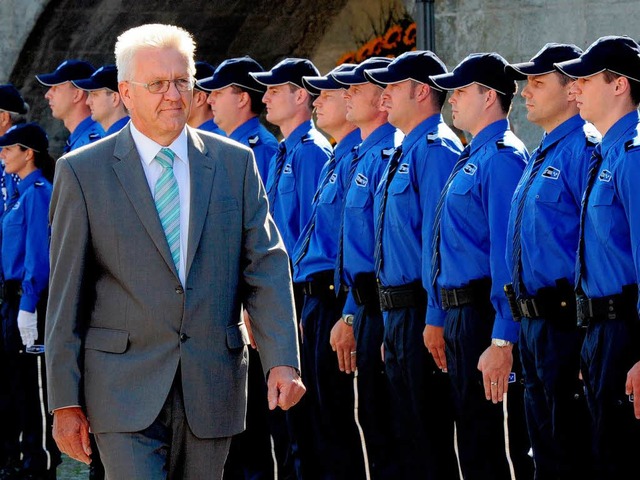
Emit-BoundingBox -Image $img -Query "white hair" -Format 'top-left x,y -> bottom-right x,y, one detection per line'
114,24 -> 196,82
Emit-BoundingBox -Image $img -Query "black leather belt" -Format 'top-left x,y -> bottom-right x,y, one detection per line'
298,270 -> 336,297
577,284 -> 638,327
378,281 -> 425,311
440,278 -> 491,310
517,279 -> 576,320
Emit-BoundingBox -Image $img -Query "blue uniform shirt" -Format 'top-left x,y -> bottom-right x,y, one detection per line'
66,116 -> 104,152
198,118 -> 225,136
1,169 -> 52,312
506,115 -> 599,294
376,114 -> 462,287
292,128 -> 361,282
265,120 -> 332,255
340,122 -> 402,315
427,119 -> 528,342
230,116 -> 278,184
105,116 -> 130,136
581,110 -> 640,299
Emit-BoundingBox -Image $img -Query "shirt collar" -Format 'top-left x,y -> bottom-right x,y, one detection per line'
401,114 -> 443,152
334,128 -> 361,160
469,118 -> 509,155
69,116 -> 100,144
229,116 -> 260,142
358,122 -> 397,156
105,116 -> 130,136
539,114 -> 585,154
283,119 -> 314,151
601,110 -> 640,158
129,122 -> 190,167
16,169 -> 44,195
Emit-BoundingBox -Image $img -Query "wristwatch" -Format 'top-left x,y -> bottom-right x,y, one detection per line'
491,338 -> 513,348
342,314 -> 354,326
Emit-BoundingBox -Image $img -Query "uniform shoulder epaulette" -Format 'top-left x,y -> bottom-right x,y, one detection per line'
301,133 -> 314,144
34,181 -> 44,188
88,132 -> 101,140
427,132 -> 443,144
495,140 -> 507,149
381,147 -> 395,158
248,135 -> 260,148
624,133 -> 640,151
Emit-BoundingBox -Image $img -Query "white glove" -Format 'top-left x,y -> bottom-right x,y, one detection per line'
17,310 -> 38,348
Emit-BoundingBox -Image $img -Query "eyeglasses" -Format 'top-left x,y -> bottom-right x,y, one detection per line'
129,78 -> 195,94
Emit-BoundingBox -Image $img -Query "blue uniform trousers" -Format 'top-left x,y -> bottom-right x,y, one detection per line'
0,284 -> 60,477
384,305 -> 459,479
299,287 -> 365,480
444,302 -> 533,480
519,317 -> 593,480
581,316 -> 640,479
352,296 -> 401,479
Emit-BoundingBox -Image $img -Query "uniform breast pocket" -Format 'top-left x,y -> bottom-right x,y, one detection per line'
318,181 -> 338,205
590,185 -> 615,243
278,173 -> 296,194
346,186 -> 370,209
448,175 -> 474,217
387,176 -> 411,226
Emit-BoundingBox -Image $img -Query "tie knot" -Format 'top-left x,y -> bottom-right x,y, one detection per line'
156,148 -> 175,169
278,143 -> 287,155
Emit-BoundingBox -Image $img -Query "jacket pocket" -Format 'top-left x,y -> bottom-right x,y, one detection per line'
84,327 -> 129,353
226,322 -> 250,349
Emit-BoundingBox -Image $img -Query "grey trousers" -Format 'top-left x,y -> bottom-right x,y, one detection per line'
95,372 -> 232,480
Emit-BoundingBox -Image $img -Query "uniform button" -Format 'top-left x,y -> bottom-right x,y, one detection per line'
175,286 -> 184,294
609,299 -> 614,305
180,333 -> 189,343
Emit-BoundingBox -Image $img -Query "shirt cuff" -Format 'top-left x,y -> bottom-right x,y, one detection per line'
426,305 -> 447,327
491,315 -> 520,343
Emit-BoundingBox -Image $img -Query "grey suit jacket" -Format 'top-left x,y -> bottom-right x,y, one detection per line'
45,125 -> 298,438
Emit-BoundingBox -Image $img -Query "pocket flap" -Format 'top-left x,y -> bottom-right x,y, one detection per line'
226,322 -> 250,349
84,327 -> 129,353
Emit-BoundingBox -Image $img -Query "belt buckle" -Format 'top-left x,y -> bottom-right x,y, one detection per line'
519,298 -> 539,318
440,288 -> 449,309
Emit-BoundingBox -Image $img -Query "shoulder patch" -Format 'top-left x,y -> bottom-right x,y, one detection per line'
88,133 -> 101,140
541,166 -> 560,180
34,181 -> 45,187
598,169 -> 612,183
397,163 -> 410,174
282,164 -> 292,175
462,163 -> 477,176
248,135 -> 260,147
355,173 -> 368,187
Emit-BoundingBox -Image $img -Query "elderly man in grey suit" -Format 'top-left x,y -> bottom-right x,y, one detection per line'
44,23 -> 305,480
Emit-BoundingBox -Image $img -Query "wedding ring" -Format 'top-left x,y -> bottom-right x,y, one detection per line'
490,381 -> 498,386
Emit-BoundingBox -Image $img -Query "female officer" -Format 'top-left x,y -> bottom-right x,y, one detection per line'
0,122 -> 59,480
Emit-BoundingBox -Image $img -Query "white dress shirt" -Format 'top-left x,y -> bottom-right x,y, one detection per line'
129,122 -> 191,285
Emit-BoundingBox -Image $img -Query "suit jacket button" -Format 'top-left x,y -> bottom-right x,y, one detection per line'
180,333 -> 189,343
175,286 -> 184,294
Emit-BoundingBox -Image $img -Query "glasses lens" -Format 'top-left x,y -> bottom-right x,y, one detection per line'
175,79 -> 194,92
148,80 -> 169,94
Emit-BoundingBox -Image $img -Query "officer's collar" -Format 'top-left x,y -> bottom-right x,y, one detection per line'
469,118 -> 509,154
539,114 -> 585,153
283,119 -> 314,150
601,110 -> 640,158
401,113 -> 443,153
229,116 -> 261,142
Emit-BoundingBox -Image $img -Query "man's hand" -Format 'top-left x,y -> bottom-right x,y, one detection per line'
477,344 -> 513,404
242,310 -> 257,349
423,325 -> 447,371
52,407 -> 92,464
267,365 -> 306,410
626,361 -> 640,419
330,319 -> 357,374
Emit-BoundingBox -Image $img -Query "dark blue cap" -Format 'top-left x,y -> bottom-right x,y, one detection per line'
364,51 -> 447,90
72,65 -> 119,92
198,56 -> 266,93
554,35 -> 640,82
0,122 -> 48,153
430,53 -> 516,96
507,43 -> 583,79
35,60 -> 96,87
0,84 -> 28,114
332,57 -> 393,87
302,63 -> 357,94
194,61 -> 216,92
250,58 -> 320,90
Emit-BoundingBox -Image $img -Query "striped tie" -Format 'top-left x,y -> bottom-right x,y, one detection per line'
154,147 -> 180,271
374,147 -> 402,278
430,145 -> 471,287
267,142 -> 287,216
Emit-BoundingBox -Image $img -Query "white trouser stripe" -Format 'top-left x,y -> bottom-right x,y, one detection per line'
37,356 -> 52,470
503,392 -> 516,480
353,370 -> 371,480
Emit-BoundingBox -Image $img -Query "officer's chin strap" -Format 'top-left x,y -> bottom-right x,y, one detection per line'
352,369 -> 371,480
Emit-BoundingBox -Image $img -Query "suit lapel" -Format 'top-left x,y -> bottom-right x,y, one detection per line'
186,127 -> 216,277
112,127 -> 179,277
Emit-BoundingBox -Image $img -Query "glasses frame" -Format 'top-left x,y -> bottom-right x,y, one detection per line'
128,78 -> 195,94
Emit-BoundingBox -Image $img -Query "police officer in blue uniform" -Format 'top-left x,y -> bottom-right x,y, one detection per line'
331,57 -> 403,479
505,43 -> 599,480
251,58 -> 331,479
290,63 -> 364,479
73,65 -> 130,136
36,60 -> 104,153
555,35 -> 640,479
0,83 -> 29,480
189,61 -> 224,135
199,56 -> 278,183
428,53 -> 533,480
198,56 -> 285,480
0,123 -> 60,480
366,51 -> 462,479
